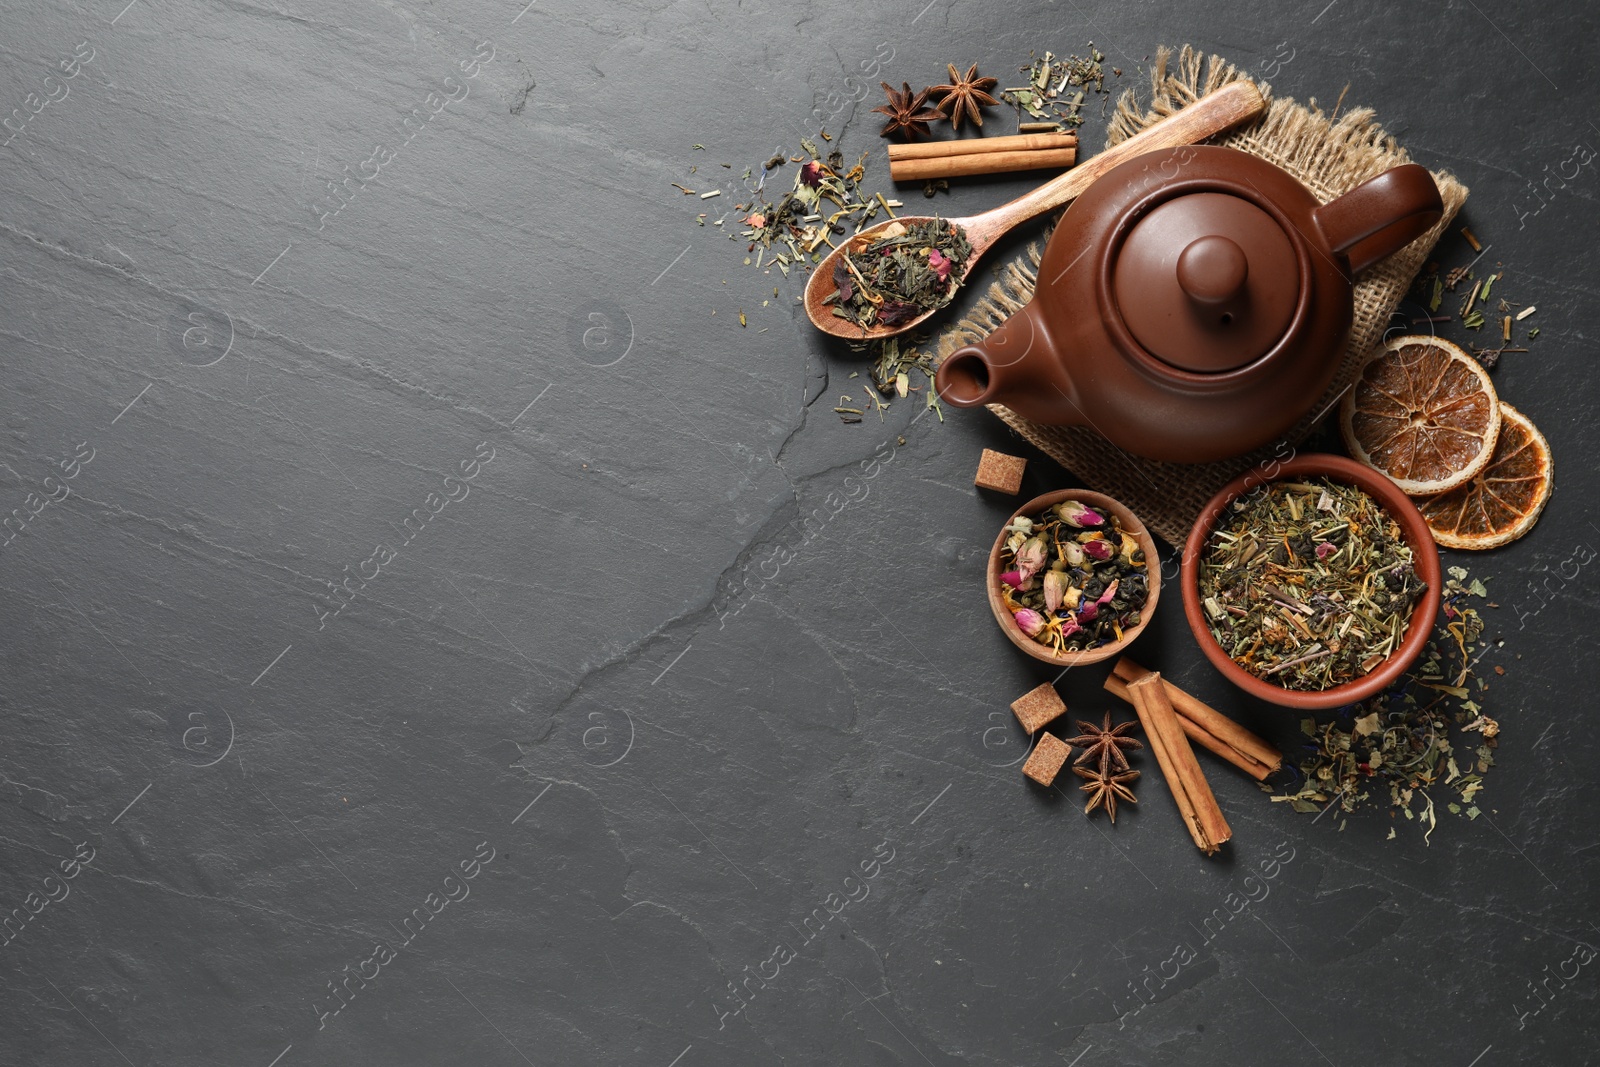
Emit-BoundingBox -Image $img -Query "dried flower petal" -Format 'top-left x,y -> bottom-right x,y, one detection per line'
1013,608 -> 1047,637
1316,541 -> 1338,560
1056,500 -> 1106,528
1043,570 -> 1069,614
1015,536 -> 1048,582
927,248 -> 952,280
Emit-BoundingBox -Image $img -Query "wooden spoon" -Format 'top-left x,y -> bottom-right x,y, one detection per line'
804,81 -> 1268,341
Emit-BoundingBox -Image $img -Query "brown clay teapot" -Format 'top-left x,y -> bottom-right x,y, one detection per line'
934,145 -> 1443,463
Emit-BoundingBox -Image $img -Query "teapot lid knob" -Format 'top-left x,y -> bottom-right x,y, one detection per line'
1111,192 -> 1299,374
1176,235 -> 1249,305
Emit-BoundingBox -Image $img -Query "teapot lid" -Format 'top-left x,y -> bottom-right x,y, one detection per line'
1111,192 -> 1298,373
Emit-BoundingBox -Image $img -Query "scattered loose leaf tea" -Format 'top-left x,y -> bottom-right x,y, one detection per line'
822,217 -> 972,330
1274,567 -> 1499,840
1197,478 -> 1427,691
997,499 -> 1150,654
1001,46 -> 1111,131
735,138 -> 883,277
1410,228 -> 1542,368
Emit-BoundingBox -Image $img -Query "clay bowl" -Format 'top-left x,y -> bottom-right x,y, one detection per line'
987,489 -> 1161,666
1181,453 -> 1443,710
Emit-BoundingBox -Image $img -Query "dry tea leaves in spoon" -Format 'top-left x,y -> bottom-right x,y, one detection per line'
822,218 -> 972,330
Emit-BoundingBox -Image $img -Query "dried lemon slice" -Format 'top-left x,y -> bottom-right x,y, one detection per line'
1341,335 -> 1500,495
1414,402 -> 1552,550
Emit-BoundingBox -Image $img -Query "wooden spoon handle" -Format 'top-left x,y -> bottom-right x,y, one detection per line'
962,81 -> 1268,248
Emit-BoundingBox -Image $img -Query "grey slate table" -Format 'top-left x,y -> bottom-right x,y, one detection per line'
2,1 -> 1597,1064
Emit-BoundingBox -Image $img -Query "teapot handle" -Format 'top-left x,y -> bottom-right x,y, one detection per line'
1312,164 -> 1443,275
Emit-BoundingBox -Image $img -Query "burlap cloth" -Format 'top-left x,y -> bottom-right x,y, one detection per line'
936,46 -> 1469,545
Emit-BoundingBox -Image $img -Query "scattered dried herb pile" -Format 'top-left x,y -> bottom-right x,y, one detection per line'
732,137 -> 895,280
1198,478 -> 1427,690
1001,47 -> 1113,131
1414,226 -> 1541,370
1276,567 -> 1500,840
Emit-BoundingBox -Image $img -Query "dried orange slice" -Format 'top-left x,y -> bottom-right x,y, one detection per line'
1340,335 -> 1500,495
1414,402 -> 1552,550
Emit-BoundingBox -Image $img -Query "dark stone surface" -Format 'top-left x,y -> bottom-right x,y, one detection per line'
1,1 -> 1596,1064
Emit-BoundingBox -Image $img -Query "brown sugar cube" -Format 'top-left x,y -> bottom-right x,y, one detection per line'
1022,732 -> 1072,787
1011,682 -> 1067,734
974,448 -> 1026,494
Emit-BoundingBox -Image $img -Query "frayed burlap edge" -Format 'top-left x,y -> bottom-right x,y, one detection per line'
937,46 -> 1469,546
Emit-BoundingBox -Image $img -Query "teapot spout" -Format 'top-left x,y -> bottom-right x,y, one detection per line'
934,347 -> 998,408
936,302 -> 1059,414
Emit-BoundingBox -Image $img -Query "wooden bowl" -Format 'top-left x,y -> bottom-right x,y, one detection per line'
1180,453 -> 1443,710
986,489 -> 1161,666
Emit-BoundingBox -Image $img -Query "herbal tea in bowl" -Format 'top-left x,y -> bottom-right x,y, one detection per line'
988,490 -> 1159,666
1181,454 -> 1442,710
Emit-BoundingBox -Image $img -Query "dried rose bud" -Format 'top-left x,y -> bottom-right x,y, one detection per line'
1082,539 -> 1114,562
1015,536 -> 1048,581
1078,600 -> 1099,622
1043,570 -> 1069,614
1013,608 -> 1047,637
999,569 -> 1025,589
1055,500 -> 1106,528
1061,541 -> 1085,566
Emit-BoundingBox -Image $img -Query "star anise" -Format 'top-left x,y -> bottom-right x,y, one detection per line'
1066,713 -> 1143,776
1074,765 -> 1140,822
930,63 -> 1000,131
873,81 -> 943,140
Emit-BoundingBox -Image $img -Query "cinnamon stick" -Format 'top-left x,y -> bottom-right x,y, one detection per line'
1107,673 -> 1272,781
1125,676 -> 1204,852
886,133 -> 1077,161
889,147 -> 1076,183
1111,657 -> 1281,775
1126,673 -> 1232,856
